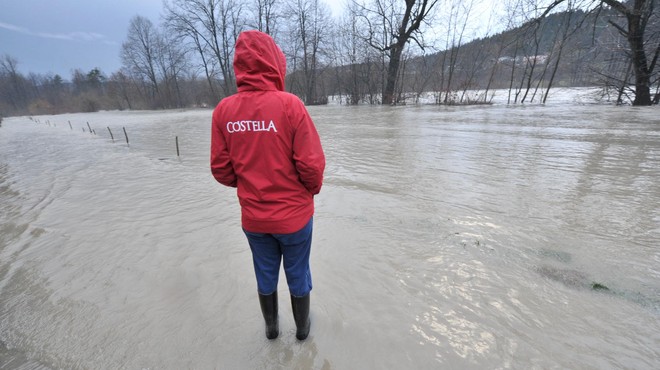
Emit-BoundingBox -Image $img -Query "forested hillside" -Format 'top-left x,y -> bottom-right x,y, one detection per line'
382,8 -> 634,104
1,0 -> 658,116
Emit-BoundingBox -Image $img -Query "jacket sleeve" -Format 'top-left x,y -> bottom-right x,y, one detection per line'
291,102 -> 325,195
210,111 -> 237,188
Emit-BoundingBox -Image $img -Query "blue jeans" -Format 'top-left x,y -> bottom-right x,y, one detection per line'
243,217 -> 313,297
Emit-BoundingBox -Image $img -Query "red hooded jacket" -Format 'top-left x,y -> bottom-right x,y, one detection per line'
211,30 -> 325,234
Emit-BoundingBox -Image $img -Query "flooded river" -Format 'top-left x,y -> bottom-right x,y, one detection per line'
1,101 -> 659,369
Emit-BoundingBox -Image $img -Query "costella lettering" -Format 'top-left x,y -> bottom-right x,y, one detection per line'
226,120 -> 278,133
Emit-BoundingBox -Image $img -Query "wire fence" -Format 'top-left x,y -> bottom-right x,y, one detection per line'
27,116 -> 182,158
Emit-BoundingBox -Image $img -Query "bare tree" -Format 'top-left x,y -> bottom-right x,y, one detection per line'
354,0 -> 440,104
165,6 -> 219,103
0,55 -> 29,112
538,0 -> 659,105
409,52 -> 437,103
164,0 -> 245,99
602,0 -> 658,105
154,34 -> 189,108
285,0 -> 332,104
107,70 -> 136,110
332,1 -> 383,104
251,0 -> 281,36
121,16 -> 162,106
435,0 -> 475,104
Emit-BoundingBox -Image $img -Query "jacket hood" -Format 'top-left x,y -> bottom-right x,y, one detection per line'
234,30 -> 286,92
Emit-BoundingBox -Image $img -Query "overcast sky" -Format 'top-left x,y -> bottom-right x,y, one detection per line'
1,1 -> 500,81
0,0 -> 165,78
0,0 -> 344,80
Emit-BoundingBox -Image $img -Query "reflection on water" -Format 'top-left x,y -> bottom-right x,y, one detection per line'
1,103 -> 659,369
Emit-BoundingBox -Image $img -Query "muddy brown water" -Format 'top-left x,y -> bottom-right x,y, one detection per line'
1,102 -> 659,369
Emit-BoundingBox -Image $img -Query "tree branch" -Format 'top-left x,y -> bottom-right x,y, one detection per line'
648,40 -> 660,74
608,19 -> 628,36
538,0 -> 568,19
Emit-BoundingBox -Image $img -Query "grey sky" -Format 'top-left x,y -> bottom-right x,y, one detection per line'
0,0 -> 163,79
1,1 -> 499,81
0,0 -> 346,81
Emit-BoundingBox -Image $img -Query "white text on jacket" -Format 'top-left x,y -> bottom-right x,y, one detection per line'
226,120 -> 278,133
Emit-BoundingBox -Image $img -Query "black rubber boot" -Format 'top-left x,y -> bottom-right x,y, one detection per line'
291,294 -> 311,340
258,292 -> 279,339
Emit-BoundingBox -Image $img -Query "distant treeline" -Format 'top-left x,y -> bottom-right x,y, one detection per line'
1,0 -> 658,116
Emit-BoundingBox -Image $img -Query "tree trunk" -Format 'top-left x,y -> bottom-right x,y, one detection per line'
627,12 -> 652,105
600,0 -> 653,105
382,43 -> 403,105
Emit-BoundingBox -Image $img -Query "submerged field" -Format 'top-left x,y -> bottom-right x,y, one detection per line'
1,99 -> 659,369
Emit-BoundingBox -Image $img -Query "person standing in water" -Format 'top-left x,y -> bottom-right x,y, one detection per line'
210,30 -> 325,340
